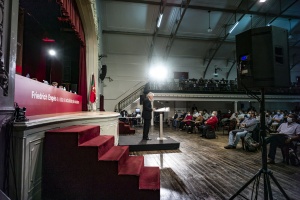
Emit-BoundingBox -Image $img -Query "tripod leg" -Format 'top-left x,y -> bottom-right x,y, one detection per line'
264,172 -> 273,200
229,169 -> 263,200
268,172 -> 290,200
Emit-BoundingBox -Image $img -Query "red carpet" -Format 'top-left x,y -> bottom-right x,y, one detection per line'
43,125 -> 160,200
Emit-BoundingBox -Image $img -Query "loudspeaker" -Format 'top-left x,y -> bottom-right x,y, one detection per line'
100,65 -> 107,81
236,26 -> 290,89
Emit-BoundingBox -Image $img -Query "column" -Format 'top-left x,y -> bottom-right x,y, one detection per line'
234,101 -> 238,113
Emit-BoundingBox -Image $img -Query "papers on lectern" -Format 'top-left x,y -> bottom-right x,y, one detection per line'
155,107 -> 170,112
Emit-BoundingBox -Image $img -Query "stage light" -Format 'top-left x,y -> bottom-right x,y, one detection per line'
149,63 -> 167,81
48,49 -> 56,56
259,0 -> 266,2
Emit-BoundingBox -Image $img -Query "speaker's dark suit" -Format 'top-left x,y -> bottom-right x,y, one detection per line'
142,97 -> 153,139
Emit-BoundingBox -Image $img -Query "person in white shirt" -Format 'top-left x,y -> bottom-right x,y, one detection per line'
257,113 -> 300,164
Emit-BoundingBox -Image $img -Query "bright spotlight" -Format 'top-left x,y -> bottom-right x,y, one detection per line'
48,49 -> 56,56
149,64 -> 167,81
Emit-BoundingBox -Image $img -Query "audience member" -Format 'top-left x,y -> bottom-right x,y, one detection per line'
224,111 -> 258,149
253,113 -> 300,164
202,109 -> 210,121
199,111 -> 218,137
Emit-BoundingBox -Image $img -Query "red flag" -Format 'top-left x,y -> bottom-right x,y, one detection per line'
89,74 -> 96,103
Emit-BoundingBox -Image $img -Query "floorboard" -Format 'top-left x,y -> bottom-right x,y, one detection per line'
130,125 -> 300,200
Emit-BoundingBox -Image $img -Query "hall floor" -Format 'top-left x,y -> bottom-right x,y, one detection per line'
130,125 -> 300,200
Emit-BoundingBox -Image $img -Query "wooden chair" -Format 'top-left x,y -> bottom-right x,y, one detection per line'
280,140 -> 299,165
222,119 -> 237,135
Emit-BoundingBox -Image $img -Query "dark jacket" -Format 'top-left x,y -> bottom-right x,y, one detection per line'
142,97 -> 153,119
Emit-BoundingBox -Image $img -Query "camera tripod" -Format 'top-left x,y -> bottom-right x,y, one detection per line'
229,88 -> 290,200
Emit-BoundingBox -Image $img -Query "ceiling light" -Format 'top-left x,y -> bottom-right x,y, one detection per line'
157,13 -> 163,28
207,10 -> 212,32
229,21 -> 239,33
259,0 -> 266,2
288,18 -> 293,39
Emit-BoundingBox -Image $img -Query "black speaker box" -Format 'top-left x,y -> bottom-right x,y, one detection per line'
100,65 -> 107,81
236,26 -> 290,89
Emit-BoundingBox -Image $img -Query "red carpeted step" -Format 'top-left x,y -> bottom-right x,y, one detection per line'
79,135 -> 114,158
129,128 -> 135,134
118,156 -> 144,176
99,146 -> 129,166
49,125 -> 100,145
139,167 -> 160,190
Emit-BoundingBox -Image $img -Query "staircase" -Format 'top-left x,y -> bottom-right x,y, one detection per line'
42,125 -> 160,200
119,121 -> 135,134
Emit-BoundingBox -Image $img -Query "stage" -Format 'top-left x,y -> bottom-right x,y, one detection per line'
118,135 -> 180,151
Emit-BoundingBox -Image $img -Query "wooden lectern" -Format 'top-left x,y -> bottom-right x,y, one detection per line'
154,107 -> 170,140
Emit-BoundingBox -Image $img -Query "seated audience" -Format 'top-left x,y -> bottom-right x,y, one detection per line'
202,109 -> 210,121
224,111 -> 257,149
270,110 -> 284,126
191,114 -> 204,133
198,111 -> 218,137
170,111 -> 178,127
179,112 -> 193,130
253,113 -> 300,164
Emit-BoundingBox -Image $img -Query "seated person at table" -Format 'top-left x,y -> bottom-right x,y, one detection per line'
198,111 -> 218,137
224,111 -> 257,149
179,112 -> 193,130
254,113 -> 300,164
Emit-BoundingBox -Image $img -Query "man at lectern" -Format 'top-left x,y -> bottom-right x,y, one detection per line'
142,92 -> 155,140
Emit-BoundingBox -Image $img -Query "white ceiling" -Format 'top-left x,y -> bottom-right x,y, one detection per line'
97,0 -> 300,77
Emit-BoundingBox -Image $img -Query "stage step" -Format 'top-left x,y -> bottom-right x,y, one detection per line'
99,146 -> 129,166
79,135 -> 114,158
43,125 -> 160,199
118,156 -> 144,175
139,167 -> 161,190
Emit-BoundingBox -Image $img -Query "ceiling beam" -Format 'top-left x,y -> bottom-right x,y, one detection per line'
104,0 -> 300,20
148,0 -> 167,63
164,0 -> 191,61
102,30 -> 233,43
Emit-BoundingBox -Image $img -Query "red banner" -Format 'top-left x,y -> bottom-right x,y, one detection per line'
15,74 -> 82,116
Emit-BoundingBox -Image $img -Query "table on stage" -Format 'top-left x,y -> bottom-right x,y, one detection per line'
118,116 -> 142,127
154,107 -> 170,140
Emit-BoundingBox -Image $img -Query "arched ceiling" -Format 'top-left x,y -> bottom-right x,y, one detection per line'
98,0 -> 300,78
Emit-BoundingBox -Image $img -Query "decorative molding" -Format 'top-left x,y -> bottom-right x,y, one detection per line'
0,0 -> 8,96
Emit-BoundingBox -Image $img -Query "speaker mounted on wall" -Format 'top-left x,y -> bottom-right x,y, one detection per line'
99,65 -> 107,81
235,26 -> 290,89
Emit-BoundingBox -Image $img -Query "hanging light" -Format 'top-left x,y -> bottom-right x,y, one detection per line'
288,18 -> 293,39
207,10 -> 212,32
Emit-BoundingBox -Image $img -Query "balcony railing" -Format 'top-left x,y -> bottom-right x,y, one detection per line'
146,79 -> 300,95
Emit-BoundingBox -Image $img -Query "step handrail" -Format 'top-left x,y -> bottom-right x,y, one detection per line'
115,85 -> 145,112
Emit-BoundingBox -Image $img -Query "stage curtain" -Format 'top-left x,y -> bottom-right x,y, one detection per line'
79,45 -> 87,111
56,0 -> 85,45
57,0 -> 87,111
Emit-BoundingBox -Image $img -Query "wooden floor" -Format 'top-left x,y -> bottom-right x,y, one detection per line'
130,125 -> 300,200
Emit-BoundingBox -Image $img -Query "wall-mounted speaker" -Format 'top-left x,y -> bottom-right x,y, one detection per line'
236,26 -> 290,89
100,65 -> 107,81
